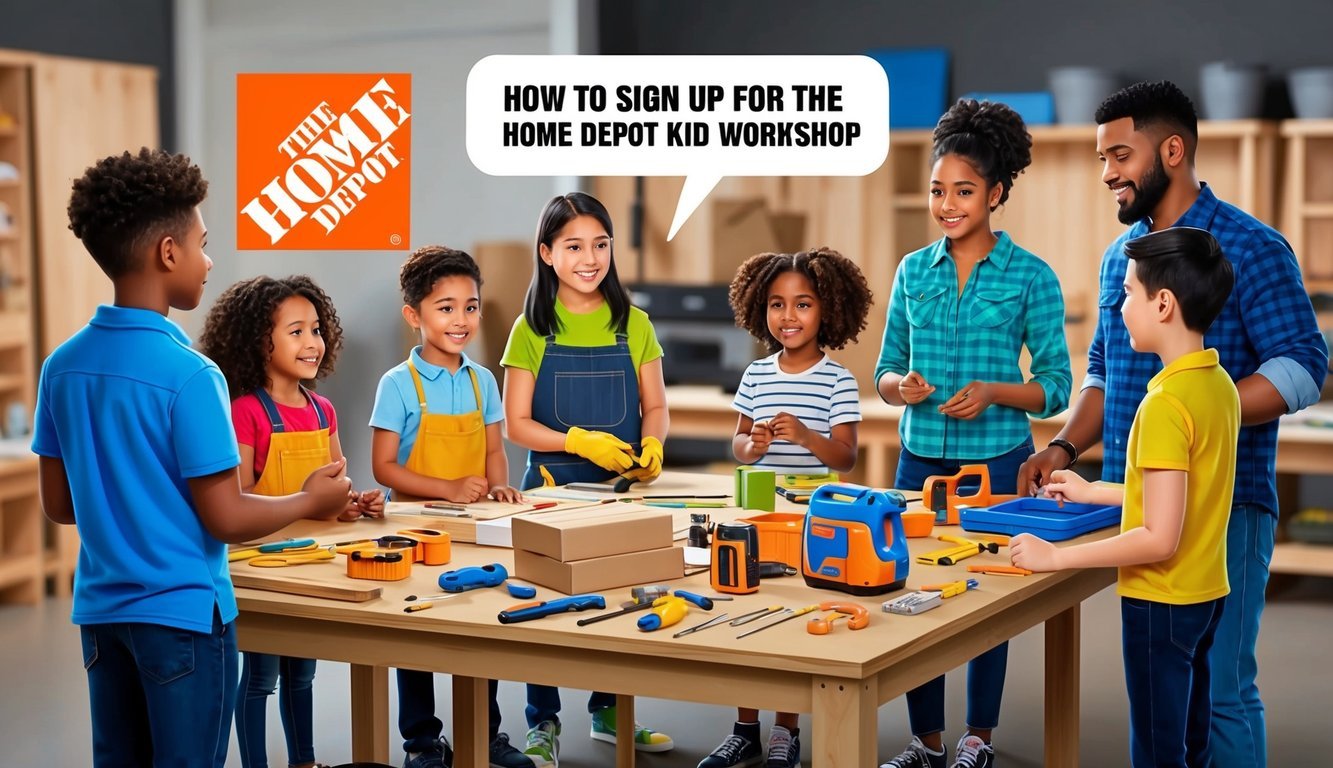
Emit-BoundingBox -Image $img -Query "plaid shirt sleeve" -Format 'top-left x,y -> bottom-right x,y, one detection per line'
1233,231 -> 1328,409
1022,262 -> 1073,418
874,261 -> 912,385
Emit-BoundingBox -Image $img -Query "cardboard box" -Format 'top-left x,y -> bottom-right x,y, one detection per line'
513,546 -> 684,595
510,504 -> 674,562
471,240 -> 531,367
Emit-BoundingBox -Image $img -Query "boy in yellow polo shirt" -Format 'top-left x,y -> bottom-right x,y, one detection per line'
1010,227 -> 1237,768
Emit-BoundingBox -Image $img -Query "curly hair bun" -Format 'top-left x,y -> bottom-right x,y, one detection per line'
931,99 -> 1033,207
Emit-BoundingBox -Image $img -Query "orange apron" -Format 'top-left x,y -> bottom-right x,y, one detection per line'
394,360 -> 487,501
251,387 -> 332,497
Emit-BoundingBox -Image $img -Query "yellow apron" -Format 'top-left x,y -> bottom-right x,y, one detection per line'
251,387 -> 332,497
394,360 -> 487,502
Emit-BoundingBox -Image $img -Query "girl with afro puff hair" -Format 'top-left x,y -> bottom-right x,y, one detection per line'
875,100 -> 1072,768
199,274 -> 381,768
700,246 -> 870,768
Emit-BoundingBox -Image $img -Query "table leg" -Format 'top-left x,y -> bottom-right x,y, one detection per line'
349,664 -> 389,763
453,676 -> 489,768
1044,603 -> 1081,767
810,675 -> 876,768
615,693 -> 636,768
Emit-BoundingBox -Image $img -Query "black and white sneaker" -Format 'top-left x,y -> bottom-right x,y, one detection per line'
880,736 -> 946,768
950,735 -> 994,768
697,722 -> 763,768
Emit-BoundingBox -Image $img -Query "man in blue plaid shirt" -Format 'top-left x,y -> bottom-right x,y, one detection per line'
1019,81 -> 1328,767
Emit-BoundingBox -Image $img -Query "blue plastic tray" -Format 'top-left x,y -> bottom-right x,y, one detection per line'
960,498 -> 1120,541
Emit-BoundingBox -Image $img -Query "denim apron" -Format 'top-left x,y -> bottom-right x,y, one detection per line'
520,333 -> 642,490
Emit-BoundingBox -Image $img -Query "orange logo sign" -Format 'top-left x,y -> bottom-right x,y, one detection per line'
237,73 -> 411,250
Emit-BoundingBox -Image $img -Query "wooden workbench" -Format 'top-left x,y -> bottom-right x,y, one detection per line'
233,472 -> 1115,767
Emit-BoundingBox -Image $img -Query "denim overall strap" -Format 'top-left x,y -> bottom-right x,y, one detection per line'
521,333 -> 642,490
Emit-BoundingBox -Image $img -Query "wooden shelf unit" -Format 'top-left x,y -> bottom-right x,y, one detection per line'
0,49 -> 159,601
1281,119 -> 1333,288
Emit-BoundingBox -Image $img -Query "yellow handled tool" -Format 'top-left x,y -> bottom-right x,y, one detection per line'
920,578 -> 980,598
248,547 -> 335,567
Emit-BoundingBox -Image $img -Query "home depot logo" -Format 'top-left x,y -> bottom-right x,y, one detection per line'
237,73 -> 411,250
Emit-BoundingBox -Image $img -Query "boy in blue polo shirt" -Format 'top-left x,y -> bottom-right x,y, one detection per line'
370,245 -> 527,768
31,148 -> 353,768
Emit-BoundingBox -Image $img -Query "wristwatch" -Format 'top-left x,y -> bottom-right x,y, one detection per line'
1049,437 -> 1078,468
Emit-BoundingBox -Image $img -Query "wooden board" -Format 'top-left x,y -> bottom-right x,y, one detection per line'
232,571 -> 382,602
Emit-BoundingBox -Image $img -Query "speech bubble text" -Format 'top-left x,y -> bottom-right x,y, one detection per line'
467,56 -> 889,239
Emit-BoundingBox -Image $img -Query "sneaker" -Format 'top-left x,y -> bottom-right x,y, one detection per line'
880,736 -> 946,768
403,736 -> 455,768
589,705 -> 675,752
490,732 -> 536,768
950,735 -> 994,768
764,725 -> 800,768
522,720 -> 560,768
697,722 -> 762,768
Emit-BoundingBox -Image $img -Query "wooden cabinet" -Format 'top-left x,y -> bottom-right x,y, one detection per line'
1280,119 -> 1333,294
0,49 -> 157,601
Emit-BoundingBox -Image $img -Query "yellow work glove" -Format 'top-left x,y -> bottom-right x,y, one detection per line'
637,436 -> 663,479
564,427 -> 635,473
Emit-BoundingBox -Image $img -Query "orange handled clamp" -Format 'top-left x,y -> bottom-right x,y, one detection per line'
967,564 -> 1033,576
806,601 -> 870,635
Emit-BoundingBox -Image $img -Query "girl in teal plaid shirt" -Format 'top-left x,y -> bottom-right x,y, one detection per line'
875,100 -> 1072,768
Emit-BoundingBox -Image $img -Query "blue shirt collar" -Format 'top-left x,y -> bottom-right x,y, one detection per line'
409,346 -> 478,381
928,231 -> 1016,271
88,304 -> 192,346
1132,183 -> 1219,236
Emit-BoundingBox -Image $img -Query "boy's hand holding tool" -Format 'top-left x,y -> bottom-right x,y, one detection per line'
564,427 -> 635,473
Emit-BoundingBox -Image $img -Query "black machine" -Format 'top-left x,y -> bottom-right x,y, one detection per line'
628,283 -> 759,393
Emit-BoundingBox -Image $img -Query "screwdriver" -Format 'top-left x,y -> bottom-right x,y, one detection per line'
637,596 -> 689,632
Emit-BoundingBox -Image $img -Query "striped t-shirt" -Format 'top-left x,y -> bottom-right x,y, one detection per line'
731,353 -> 862,473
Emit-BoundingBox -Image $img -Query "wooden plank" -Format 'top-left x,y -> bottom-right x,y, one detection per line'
810,674 -> 876,768
453,675 -> 489,768
1044,604 -> 1081,767
231,571 -> 382,602
349,665 -> 390,762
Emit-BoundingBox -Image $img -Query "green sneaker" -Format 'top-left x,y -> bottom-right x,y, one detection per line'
523,720 -> 560,768
589,705 -> 675,753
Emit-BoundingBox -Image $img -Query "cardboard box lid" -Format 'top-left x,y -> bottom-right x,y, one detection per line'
510,503 -> 674,562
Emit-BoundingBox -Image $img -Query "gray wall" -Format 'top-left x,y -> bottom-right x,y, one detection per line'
598,0 -> 1333,117
0,0 -> 176,148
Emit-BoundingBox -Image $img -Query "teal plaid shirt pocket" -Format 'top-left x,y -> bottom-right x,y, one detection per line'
876,232 -> 1072,460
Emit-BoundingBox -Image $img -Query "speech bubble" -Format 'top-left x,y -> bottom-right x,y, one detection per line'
467,55 -> 889,240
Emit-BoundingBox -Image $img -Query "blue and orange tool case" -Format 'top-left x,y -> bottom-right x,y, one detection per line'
959,498 -> 1121,541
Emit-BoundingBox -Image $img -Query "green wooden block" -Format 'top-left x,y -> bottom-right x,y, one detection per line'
734,466 -> 776,512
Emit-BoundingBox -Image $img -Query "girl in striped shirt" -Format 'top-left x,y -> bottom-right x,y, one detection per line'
698,247 -> 872,768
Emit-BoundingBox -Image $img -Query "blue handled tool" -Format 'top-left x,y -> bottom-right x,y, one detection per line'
506,582 -> 538,599
438,563 -> 509,593
497,594 -> 606,624
228,538 -> 319,562
672,590 -> 715,610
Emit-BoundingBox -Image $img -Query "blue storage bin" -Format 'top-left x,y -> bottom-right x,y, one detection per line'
960,497 -> 1120,541
960,92 -> 1056,126
864,47 -> 950,129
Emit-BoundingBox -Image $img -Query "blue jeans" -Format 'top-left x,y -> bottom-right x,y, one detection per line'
236,652 -> 317,767
1209,505 -> 1274,766
80,608 -> 237,768
1122,596 -> 1225,767
894,437 -> 1033,735
525,686 -> 614,728
398,670 -> 502,752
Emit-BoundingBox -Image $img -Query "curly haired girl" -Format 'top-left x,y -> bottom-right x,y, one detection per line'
199,274 -> 381,768
875,99 -> 1072,768
699,246 -> 871,768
